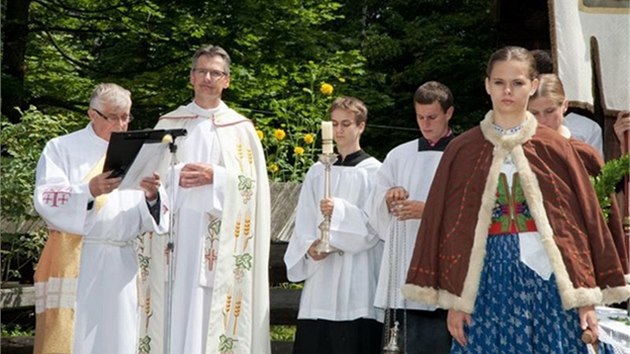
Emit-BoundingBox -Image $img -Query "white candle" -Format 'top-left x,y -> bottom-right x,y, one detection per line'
323,142 -> 334,154
322,121 -> 333,140
321,121 -> 333,154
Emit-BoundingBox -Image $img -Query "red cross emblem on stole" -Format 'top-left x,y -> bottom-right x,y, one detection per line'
205,248 -> 218,271
42,188 -> 72,207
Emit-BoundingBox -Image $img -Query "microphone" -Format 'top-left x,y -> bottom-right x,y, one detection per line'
119,129 -> 187,143
163,129 -> 187,139
161,129 -> 187,145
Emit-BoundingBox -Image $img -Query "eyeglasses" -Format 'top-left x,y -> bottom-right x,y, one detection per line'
192,68 -> 227,80
92,108 -> 133,124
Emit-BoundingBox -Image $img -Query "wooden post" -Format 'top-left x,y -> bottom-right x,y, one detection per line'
624,128 -> 629,264
625,128 -> 630,316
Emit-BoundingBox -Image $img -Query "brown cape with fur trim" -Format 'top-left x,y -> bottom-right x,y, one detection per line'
569,138 -> 629,276
402,111 -> 630,313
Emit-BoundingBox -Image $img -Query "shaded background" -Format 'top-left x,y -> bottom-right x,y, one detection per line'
2,0 -> 556,161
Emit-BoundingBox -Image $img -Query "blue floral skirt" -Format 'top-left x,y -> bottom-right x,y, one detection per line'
451,234 -> 589,354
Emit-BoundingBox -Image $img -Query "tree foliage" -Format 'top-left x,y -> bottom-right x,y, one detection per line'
1,106 -> 85,220
339,0 -> 496,154
0,107 -> 85,282
3,0 -> 495,159
1,0 -> 498,283
591,153 -> 630,220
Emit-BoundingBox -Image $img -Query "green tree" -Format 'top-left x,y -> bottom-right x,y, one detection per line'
1,107 -> 84,219
0,107 -> 85,281
337,0 -> 496,157
3,0 -> 495,160
1,0 -> 501,284
5,0 -> 386,179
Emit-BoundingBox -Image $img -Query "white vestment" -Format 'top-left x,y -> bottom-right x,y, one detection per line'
139,101 -> 271,354
563,112 -> 603,157
284,156 -> 384,321
369,138 -> 448,311
552,0 -> 630,111
33,124 -> 168,354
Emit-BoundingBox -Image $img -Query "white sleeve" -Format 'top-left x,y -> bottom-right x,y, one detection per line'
585,129 -> 604,158
284,170 -> 323,282
33,142 -> 96,235
367,158 -> 396,241
137,186 -> 170,235
328,197 -> 380,253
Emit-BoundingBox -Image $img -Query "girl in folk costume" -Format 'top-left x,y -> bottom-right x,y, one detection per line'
402,47 -> 630,353
528,73 -> 629,279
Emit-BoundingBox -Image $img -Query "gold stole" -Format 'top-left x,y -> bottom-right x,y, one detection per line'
34,156 -> 109,354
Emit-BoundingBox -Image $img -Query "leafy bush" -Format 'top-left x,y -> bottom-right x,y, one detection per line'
244,53 -> 366,182
1,230 -> 48,282
1,106 -> 85,219
1,106 -> 85,281
1,323 -> 35,337
270,325 -> 296,341
591,153 -> 630,220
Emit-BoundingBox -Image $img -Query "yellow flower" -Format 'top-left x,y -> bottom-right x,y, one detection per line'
320,83 -> 334,96
303,133 -> 314,144
256,129 -> 264,140
294,146 -> 305,156
274,129 -> 286,141
269,163 -> 279,173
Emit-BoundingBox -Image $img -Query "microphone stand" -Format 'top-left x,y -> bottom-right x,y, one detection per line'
162,133 -> 184,354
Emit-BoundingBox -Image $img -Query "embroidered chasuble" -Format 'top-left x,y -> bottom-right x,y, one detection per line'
138,102 -> 271,354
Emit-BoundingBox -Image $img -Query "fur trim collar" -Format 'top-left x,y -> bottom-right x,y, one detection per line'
479,110 -> 538,151
558,125 -> 571,139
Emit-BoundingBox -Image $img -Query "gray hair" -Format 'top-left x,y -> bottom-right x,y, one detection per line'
191,45 -> 232,75
89,83 -> 132,111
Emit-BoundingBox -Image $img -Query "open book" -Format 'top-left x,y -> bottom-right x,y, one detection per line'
103,129 -> 186,190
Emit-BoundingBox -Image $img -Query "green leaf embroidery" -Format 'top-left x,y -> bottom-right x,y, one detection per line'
138,335 -> 151,353
219,334 -> 237,351
234,253 -> 253,270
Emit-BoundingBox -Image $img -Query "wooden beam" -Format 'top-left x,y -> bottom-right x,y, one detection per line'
0,285 -> 35,309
